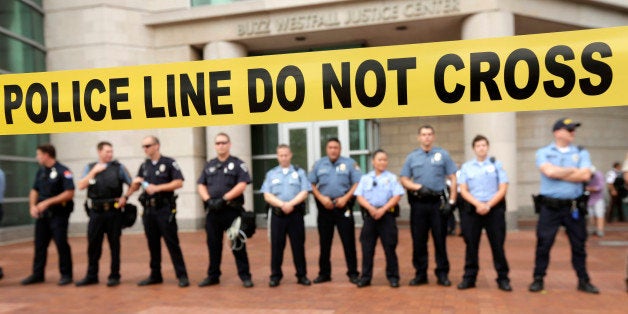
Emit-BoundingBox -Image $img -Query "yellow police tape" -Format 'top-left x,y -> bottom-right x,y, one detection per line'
1,26 -> 627,135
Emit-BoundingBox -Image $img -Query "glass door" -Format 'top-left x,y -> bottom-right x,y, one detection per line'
279,120 -> 349,226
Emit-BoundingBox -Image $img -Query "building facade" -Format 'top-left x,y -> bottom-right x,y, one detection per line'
2,0 -> 627,239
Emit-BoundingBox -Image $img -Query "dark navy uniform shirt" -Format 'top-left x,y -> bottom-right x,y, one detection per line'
197,155 -> 251,203
32,161 -> 75,202
137,156 -> 184,199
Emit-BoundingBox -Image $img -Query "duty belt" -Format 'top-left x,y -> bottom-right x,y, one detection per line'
88,199 -> 118,212
538,195 -> 574,209
145,197 -> 171,208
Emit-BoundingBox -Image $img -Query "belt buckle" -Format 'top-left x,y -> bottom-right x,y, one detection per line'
149,198 -> 157,207
103,203 -> 110,211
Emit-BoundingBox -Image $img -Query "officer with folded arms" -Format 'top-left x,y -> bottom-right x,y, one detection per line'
75,141 -> 132,287
197,132 -> 254,288
400,125 -> 457,287
261,144 -> 312,287
126,136 -> 189,288
529,118 -> 599,294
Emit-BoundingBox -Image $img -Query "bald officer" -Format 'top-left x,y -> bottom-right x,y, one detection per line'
309,138 -> 361,284
400,125 -> 457,287
261,144 -> 312,287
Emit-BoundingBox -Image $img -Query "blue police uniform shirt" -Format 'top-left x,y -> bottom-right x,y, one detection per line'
260,165 -> 311,201
32,161 -> 75,202
536,142 -> 591,199
137,156 -> 184,198
458,158 -> 508,202
308,156 -> 362,199
400,147 -> 457,191
82,161 -> 132,185
197,155 -> 251,202
0,168 -> 5,203
354,170 -> 405,207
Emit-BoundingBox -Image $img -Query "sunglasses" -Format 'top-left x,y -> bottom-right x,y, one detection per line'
215,141 -> 229,145
142,143 -> 155,149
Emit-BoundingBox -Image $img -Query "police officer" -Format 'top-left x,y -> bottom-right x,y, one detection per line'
529,118 -> 599,294
400,125 -> 457,287
261,144 -> 312,287
126,136 -> 189,287
197,132 -> 253,288
309,138 -> 361,284
22,144 -> 75,286
75,141 -> 132,287
457,135 -> 511,291
354,149 -> 404,288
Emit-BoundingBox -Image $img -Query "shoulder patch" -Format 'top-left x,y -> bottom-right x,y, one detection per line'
63,170 -> 73,179
240,163 -> 249,173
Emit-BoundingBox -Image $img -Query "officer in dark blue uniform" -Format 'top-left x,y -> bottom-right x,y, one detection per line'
197,132 -> 253,288
22,144 -> 75,286
529,118 -> 599,294
400,125 -> 457,287
309,138 -> 361,284
75,141 -> 132,287
354,149 -> 404,288
457,135 -> 511,291
126,136 -> 189,287
261,144 -> 311,287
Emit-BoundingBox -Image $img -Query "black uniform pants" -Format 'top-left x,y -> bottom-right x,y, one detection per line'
316,201 -> 359,278
86,210 -> 122,280
205,209 -> 251,281
270,211 -> 307,281
33,211 -> 73,278
142,204 -> 187,279
607,194 -> 625,222
460,201 -> 509,282
533,203 -> 589,281
410,198 -> 449,278
360,213 -> 399,281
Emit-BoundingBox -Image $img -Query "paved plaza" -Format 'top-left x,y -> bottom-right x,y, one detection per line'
0,223 -> 627,313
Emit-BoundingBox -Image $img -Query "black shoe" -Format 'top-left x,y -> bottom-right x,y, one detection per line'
497,279 -> 512,292
356,278 -> 371,288
529,277 -> 544,292
137,276 -> 163,286
269,279 -> 280,287
58,276 -> 73,286
242,279 -> 254,288
75,277 -> 98,287
437,276 -> 451,287
313,275 -> 331,284
389,279 -> 400,288
457,279 -> 476,290
349,275 -> 360,284
198,277 -> 220,287
409,277 -> 428,286
0,267 -> 4,280
21,274 -> 44,285
178,276 -> 190,287
106,278 -> 120,287
577,280 -> 599,294
297,277 -> 311,286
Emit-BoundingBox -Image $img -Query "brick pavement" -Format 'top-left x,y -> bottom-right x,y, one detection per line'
0,223 -> 627,313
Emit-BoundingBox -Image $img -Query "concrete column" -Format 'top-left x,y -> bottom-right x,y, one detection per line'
462,11 -> 519,229
203,42 -> 254,211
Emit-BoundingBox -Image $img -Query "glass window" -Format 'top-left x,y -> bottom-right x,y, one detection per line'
251,124 -> 278,155
0,0 -> 45,43
0,34 -> 45,73
251,158 -> 277,214
191,0 -> 239,6
318,126 -> 338,159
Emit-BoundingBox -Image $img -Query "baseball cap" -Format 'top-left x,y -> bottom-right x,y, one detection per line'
552,118 -> 581,131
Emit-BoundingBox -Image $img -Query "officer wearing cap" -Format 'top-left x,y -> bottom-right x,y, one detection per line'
22,144 -> 75,286
529,118 -> 599,294
309,138 -> 361,284
354,149 -> 404,288
197,132 -> 254,288
457,135 -> 511,291
126,135 -> 189,287
261,144 -> 312,287
75,141 -> 132,287
400,125 -> 457,287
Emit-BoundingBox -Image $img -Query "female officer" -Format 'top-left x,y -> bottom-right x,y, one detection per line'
457,135 -> 511,291
354,149 -> 405,288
